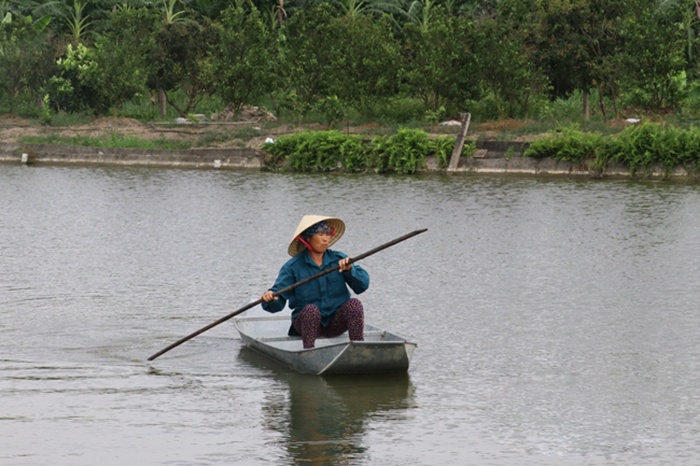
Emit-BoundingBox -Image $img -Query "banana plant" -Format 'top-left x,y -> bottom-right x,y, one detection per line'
0,1 -> 52,31
1,0 -> 56,29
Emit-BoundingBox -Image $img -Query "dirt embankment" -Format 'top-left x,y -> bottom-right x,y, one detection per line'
0,115 -> 271,149
0,115 -> 550,151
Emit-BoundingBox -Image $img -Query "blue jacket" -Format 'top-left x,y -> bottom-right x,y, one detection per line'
262,248 -> 370,329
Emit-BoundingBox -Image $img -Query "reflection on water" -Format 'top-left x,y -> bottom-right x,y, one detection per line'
238,347 -> 413,465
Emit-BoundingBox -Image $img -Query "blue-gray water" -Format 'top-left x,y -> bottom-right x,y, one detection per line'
1,166 -> 699,465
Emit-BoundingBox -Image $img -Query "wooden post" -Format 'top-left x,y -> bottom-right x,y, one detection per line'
158,88 -> 167,117
448,112 -> 471,171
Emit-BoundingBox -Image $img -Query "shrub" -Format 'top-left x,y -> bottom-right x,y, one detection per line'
524,126 -> 602,163
264,131 -> 364,172
263,128 -> 457,173
525,122 -> 700,176
604,123 -> 687,175
370,128 -> 432,174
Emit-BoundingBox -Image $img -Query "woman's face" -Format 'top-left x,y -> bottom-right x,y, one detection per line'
308,232 -> 331,253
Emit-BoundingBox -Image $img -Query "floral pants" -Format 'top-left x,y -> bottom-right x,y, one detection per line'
292,298 -> 364,349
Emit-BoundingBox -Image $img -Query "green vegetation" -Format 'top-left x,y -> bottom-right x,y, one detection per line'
264,128 -> 474,173
523,126 -> 603,163
3,0 -> 700,124
21,133 -> 192,150
524,122 -> 700,176
4,0 -> 700,177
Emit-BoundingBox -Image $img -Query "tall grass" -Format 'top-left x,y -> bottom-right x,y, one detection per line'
20,133 -> 192,150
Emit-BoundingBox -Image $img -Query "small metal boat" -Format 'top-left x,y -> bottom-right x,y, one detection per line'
233,307 -> 417,375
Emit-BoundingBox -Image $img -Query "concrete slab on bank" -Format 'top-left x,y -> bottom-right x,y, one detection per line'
0,143 -> 266,170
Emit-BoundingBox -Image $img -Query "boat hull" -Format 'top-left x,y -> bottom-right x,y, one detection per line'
234,312 -> 416,375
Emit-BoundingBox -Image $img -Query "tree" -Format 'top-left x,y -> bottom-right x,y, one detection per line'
533,0 -> 627,119
211,5 -> 277,116
0,14 -> 55,113
619,0 -> 687,111
400,7 -> 479,116
326,15 -> 401,116
276,4 -> 339,115
149,19 -> 218,116
47,8 -> 155,114
474,0 -> 544,118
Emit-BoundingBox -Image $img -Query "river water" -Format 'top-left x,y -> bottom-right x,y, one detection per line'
1,166 -> 699,465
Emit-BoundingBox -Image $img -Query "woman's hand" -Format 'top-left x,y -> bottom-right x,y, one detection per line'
261,290 -> 277,302
339,257 -> 352,272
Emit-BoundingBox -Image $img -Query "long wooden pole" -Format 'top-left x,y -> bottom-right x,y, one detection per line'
147,228 -> 428,361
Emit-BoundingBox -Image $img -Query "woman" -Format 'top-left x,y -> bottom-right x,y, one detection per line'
260,215 -> 370,349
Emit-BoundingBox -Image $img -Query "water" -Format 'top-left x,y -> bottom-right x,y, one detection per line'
1,166 -> 699,465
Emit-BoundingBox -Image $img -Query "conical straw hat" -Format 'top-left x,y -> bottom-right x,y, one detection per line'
288,215 -> 346,256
